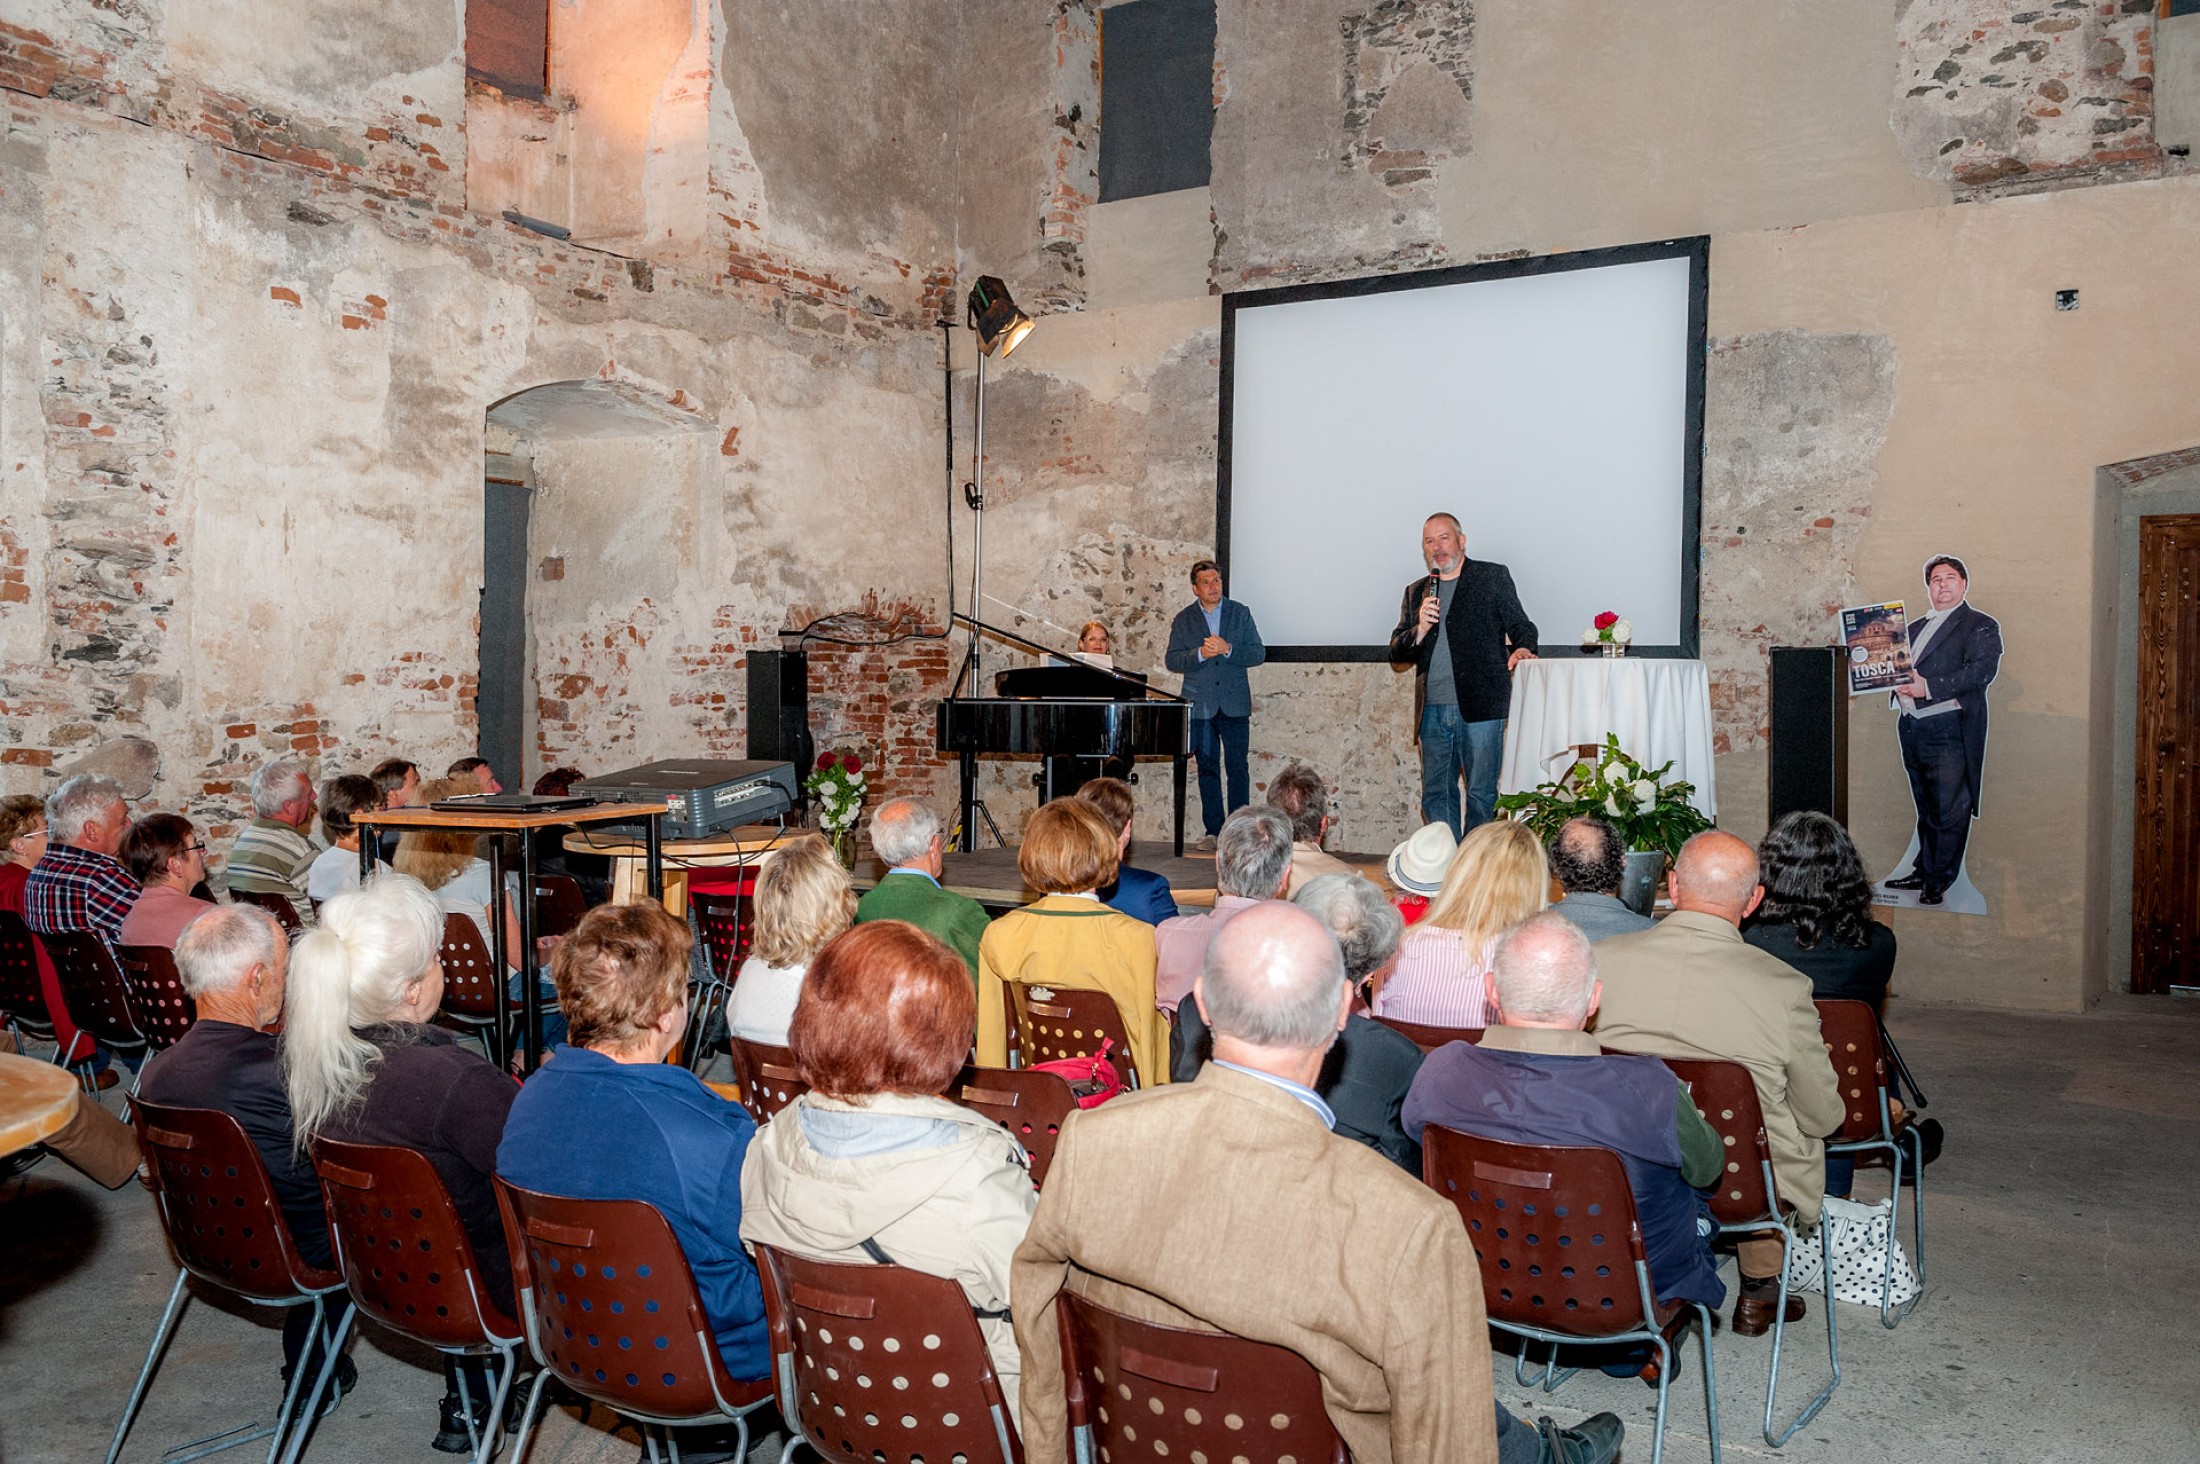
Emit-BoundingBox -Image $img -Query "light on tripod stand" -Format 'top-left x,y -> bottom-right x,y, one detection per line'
967,275 -> 1034,358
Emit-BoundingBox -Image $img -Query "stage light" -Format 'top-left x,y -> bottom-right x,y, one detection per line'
967,275 -> 1034,357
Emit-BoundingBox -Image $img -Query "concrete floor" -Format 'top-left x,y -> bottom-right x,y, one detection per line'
4,998 -> 2197,1463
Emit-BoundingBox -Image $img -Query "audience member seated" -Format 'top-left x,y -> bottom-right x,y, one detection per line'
24,776 -> 140,1078
1374,818 -> 1546,1029
0,794 -> 106,1087
1171,874 -> 1426,1173
1011,902 -> 1621,1464
727,833 -> 854,1046
305,774 -> 389,906
116,813 -> 217,949
1266,762 -> 1358,896
1385,820 -> 1456,926
1152,805 -> 1293,1013
975,799 -> 1167,1082
138,904 -> 354,1403
225,758 -> 319,927
1074,777 -> 1176,925
742,921 -> 1036,1407
286,874 -> 519,1451
1404,914 -> 1725,1319
528,765 -> 610,904
1594,831 -> 1844,1339
447,756 -> 502,795
854,799 -> 989,979
498,901 -> 771,1418
367,757 -> 420,864
1547,815 -> 1653,942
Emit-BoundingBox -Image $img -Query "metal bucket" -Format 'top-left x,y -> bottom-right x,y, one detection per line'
1619,849 -> 1669,915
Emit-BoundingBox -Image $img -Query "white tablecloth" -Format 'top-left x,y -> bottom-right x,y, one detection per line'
1499,657 -> 1718,817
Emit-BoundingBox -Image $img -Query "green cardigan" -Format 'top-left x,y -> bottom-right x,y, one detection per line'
854,871 -> 992,982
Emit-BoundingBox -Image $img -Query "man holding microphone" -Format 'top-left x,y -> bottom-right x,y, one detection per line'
1388,513 -> 1538,837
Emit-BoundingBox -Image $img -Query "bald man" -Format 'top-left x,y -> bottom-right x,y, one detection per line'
1012,904 -> 1621,1464
1592,831 -> 1844,1338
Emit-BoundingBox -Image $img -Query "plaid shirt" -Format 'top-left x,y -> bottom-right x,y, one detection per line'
24,842 -> 142,947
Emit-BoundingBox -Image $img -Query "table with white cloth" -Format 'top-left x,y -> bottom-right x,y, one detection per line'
1499,656 -> 1719,817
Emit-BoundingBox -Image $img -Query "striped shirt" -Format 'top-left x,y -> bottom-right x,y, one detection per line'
224,817 -> 316,923
24,843 -> 141,947
1373,923 -> 1498,1028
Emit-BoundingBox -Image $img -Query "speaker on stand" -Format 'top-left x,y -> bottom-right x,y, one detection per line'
1768,646 -> 1849,827
747,650 -> 816,814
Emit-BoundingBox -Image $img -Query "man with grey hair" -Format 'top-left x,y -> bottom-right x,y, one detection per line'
1403,913 -> 1725,1321
1548,815 -> 1653,941
852,797 -> 989,979
24,774 -> 141,950
1152,803 -> 1293,1012
1015,902 -> 1618,1464
224,758 -> 319,926
138,904 -> 356,1403
1171,873 -> 1427,1172
1265,761 -> 1358,896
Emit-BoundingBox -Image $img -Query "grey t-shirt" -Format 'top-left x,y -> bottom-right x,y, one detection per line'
1426,575 -> 1460,707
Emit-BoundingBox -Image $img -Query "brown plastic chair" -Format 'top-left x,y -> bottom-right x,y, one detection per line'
438,912 -> 521,1068
1371,1014 -> 1484,1053
108,1100 -> 355,1464
754,1242 -> 1021,1464
0,911 -> 97,1081
42,930 -> 148,1066
690,888 -> 755,982
728,1036 -> 808,1123
495,1179 -> 774,1461
312,1137 -> 524,1464
1422,1124 -> 1720,1464
1057,1290 -> 1346,1464
230,888 -> 305,935
115,944 -> 199,1051
532,874 -> 588,940
1008,984 -> 1142,1090
1664,1057 -> 1839,1446
950,1064 -> 1074,1188
1815,998 -> 1926,1325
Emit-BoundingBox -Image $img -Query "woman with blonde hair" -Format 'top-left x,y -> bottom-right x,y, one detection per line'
1372,817 -> 1548,1028
975,798 -> 1168,1082
725,833 -> 854,1045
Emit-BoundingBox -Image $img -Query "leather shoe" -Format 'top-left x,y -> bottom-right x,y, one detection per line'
1882,873 -> 1926,890
1732,1287 -> 1805,1337
91,1068 -> 121,1092
1534,1411 -> 1624,1464
1918,888 -> 1946,906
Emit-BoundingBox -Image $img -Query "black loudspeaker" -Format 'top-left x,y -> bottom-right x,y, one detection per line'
1768,646 -> 1848,826
747,650 -> 815,777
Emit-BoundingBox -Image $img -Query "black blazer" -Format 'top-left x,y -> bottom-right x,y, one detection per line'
1387,560 -> 1538,726
1905,601 -> 2002,810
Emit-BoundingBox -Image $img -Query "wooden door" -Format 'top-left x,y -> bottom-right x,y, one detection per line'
2133,514 -> 2200,993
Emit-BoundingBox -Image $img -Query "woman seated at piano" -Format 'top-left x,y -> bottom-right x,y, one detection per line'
974,798 -> 1170,1086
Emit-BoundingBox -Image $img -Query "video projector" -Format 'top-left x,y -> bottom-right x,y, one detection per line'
572,758 -> 799,840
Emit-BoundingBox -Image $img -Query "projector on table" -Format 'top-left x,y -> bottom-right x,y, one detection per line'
572,759 -> 798,840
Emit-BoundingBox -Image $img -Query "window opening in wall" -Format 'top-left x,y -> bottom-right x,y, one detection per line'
468,0 -> 550,101
1097,0 -> 1217,202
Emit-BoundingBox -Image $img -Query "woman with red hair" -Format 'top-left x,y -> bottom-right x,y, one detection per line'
739,920 -> 1035,1412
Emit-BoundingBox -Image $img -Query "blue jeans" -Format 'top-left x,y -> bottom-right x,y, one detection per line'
1191,713 -> 1250,837
507,967 -> 568,1049
1419,704 -> 1505,838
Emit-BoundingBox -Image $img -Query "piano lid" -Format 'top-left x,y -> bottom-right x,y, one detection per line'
994,663 -> 1150,699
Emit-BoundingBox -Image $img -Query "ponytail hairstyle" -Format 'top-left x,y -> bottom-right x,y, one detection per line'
283,872 -> 445,1145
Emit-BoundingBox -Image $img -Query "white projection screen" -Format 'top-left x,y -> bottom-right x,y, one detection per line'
1218,238 -> 1707,659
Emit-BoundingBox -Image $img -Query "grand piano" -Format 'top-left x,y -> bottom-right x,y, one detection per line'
935,617 -> 1191,854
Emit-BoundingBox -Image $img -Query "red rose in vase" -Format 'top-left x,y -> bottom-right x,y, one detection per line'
1594,611 -> 1619,631
843,755 -> 863,774
816,750 -> 839,771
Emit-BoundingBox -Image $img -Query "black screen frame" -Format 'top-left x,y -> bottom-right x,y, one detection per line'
1215,235 -> 1710,662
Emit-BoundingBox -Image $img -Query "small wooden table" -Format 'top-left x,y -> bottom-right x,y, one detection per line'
357,802 -> 668,1073
562,824 -> 797,916
0,1051 -> 80,1157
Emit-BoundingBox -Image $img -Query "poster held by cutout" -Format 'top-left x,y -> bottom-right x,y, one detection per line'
1840,601 -> 1912,696
1877,554 -> 2002,915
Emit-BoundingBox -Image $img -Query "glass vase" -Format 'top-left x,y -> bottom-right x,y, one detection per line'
1599,639 -> 1626,658
829,827 -> 856,869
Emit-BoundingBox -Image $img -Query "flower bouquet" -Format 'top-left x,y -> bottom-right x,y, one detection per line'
1493,734 -> 1710,862
804,750 -> 868,865
1580,611 -> 1633,656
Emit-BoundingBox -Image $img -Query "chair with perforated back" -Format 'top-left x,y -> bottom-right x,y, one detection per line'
1370,1014 -> 1484,1053
1422,1125 -> 1720,1464
686,889 -> 752,1072
1057,1290 -> 1347,1464
230,888 -> 305,936
437,912 -> 520,1066
753,1242 -> 1021,1464
1008,985 -> 1142,1090
728,1036 -> 808,1123
0,912 -> 97,1083
950,1064 -> 1073,1188
532,874 -> 588,940
312,1137 -> 525,1464
43,931 -> 149,1069
1664,1057 -> 1839,1446
495,1179 -> 775,1462
114,944 -> 199,1051
109,1100 -> 356,1464
1815,998 -> 1925,1326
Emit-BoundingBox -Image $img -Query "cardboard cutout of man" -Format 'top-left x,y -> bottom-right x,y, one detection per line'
1882,554 -> 2001,911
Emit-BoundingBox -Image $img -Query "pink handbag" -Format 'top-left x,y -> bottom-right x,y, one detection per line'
1028,1037 -> 1125,1108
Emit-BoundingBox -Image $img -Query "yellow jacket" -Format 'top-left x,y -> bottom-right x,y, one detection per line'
975,895 -> 1169,1085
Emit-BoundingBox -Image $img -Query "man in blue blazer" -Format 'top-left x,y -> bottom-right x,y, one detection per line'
1165,560 -> 1266,841
1885,554 -> 2002,905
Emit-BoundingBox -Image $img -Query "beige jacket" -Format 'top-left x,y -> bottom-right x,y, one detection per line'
739,1091 -> 1038,1406
1011,1065 -> 1499,1464
1591,910 -> 1846,1221
1285,842 -> 1362,897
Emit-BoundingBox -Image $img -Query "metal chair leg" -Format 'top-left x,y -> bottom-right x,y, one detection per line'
505,1367 -> 556,1464
275,1298 -> 356,1464
472,1347 -> 520,1464
105,1269 -> 191,1464
1693,1301 -> 1721,1464
1762,1220 -> 1839,1446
